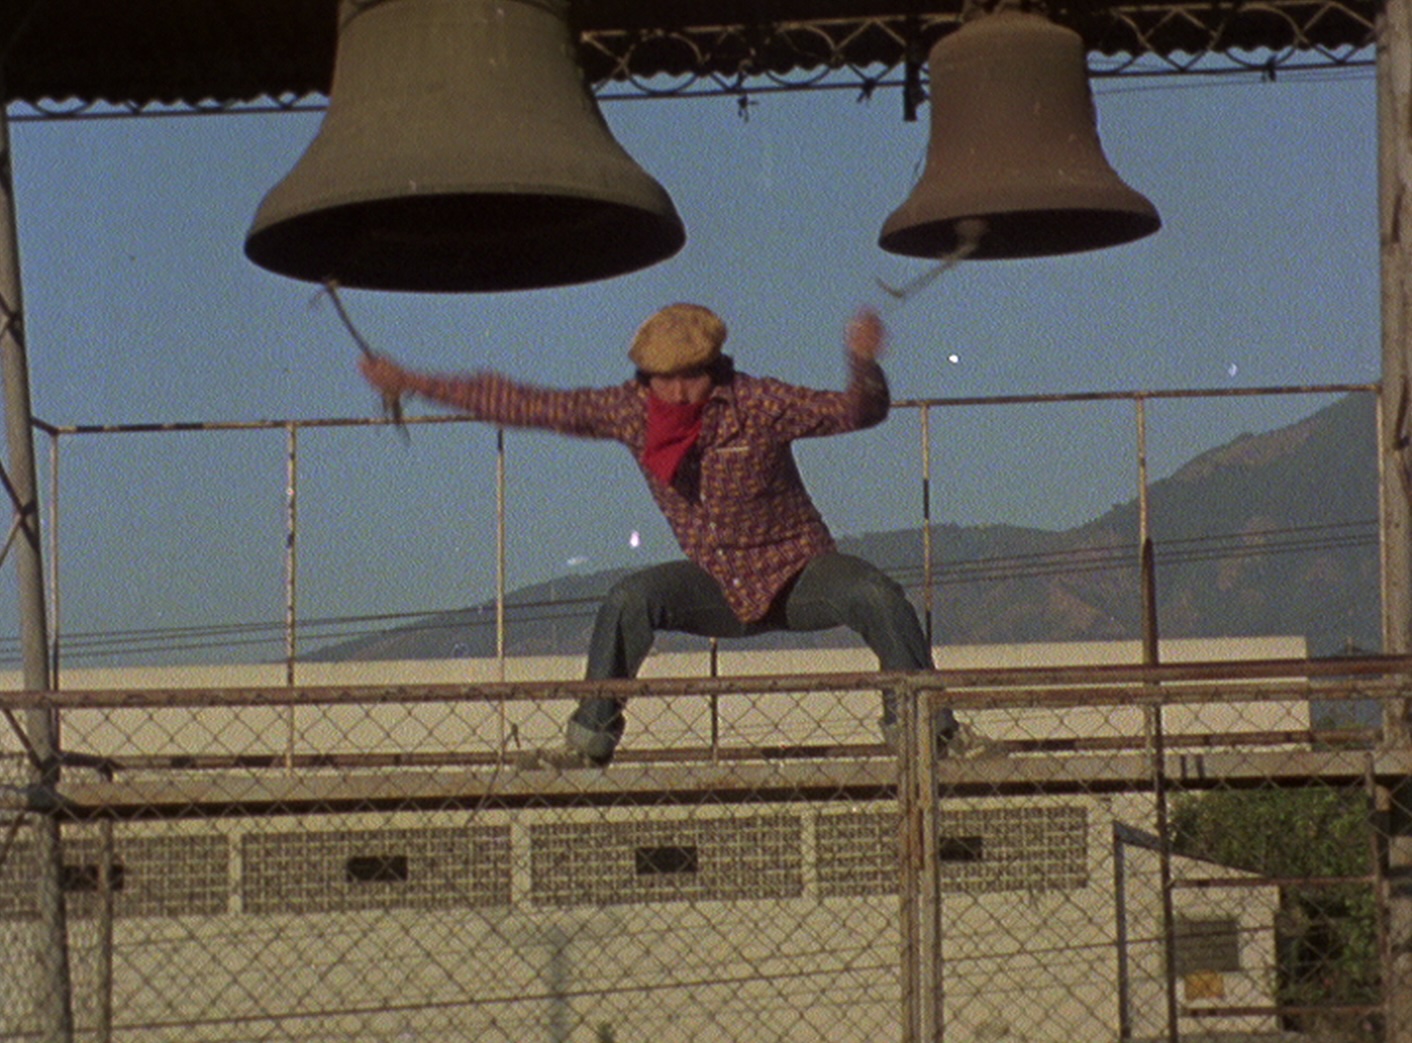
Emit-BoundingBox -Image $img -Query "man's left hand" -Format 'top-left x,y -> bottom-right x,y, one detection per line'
847,307 -> 886,363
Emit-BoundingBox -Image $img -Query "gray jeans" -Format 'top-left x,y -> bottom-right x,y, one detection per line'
566,552 -> 953,761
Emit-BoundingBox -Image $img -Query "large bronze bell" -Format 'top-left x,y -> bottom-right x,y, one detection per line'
879,10 -> 1160,260
245,0 -> 686,292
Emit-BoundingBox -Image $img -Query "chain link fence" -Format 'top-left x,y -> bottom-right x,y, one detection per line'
1,652 -> 1405,1042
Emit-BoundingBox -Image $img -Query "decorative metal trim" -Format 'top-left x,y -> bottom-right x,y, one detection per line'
0,1 -> 1377,121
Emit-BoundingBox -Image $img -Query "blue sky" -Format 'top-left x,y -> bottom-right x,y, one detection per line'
2,65 -> 1380,662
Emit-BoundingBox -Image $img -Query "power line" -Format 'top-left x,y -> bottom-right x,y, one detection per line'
0,516 -> 1375,666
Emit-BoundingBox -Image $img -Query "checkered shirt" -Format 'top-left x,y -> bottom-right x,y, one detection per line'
408,357 -> 890,622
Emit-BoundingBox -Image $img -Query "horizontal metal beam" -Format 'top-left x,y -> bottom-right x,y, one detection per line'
4,654 -> 1410,710
47,745 -> 1393,818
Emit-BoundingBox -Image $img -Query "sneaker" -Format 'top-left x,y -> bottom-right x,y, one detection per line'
564,720 -> 618,767
944,721 -> 999,759
565,697 -> 625,767
515,745 -> 600,771
879,705 -> 959,758
879,718 -> 900,752
935,707 -> 959,757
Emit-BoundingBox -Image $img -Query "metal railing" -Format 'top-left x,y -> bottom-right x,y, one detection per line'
22,380 -> 1381,677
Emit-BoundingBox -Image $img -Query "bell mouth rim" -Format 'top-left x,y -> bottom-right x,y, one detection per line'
245,192 -> 687,293
878,206 -> 1162,261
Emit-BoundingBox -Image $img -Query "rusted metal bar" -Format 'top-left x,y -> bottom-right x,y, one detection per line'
893,382 -> 1379,410
283,423 -> 298,773
1378,0 -> 1412,1032
49,746 -> 1401,821
1171,873 -> 1378,889
920,403 -> 934,647
1135,395 -> 1178,1041
1112,826 -> 1134,1041
33,383 -> 1380,440
495,427 -> 507,674
58,758 -> 903,819
44,426 -> 58,684
95,815 -> 115,1043
709,637 -> 721,760
283,423 -> 298,686
4,655 -> 1410,711
1183,1004 -> 1383,1019
60,724 -> 1376,778
897,677 -> 940,1043
31,412 -> 476,437
1136,397 -> 1159,668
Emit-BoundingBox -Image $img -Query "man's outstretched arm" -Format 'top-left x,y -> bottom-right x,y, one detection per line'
358,355 -> 633,439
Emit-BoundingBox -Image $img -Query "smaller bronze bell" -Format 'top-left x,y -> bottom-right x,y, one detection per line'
879,10 -> 1161,260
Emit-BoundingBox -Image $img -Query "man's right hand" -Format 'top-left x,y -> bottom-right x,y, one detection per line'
359,354 -> 413,398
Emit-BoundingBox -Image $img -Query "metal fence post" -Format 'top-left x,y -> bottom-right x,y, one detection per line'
283,422 -> 298,770
1378,0 -> 1412,1035
0,96 -> 72,1041
898,676 -> 941,1041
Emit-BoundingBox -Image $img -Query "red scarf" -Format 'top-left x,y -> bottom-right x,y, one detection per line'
642,394 -> 706,484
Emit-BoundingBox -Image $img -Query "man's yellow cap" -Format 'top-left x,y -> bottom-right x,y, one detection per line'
628,303 -> 727,375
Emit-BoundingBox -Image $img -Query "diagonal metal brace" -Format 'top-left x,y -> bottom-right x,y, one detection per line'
3,705 -> 44,770
0,454 -> 36,571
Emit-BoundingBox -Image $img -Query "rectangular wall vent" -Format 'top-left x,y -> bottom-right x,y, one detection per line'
531,815 -> 801,907
243,826 -> 510,914
345,854 -> 410,884
635,845 -> 699,876
60,862 -> 126,894
818,804 -> 1089,896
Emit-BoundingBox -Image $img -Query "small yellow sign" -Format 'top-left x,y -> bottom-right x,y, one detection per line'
1183,972 -> 1226,1001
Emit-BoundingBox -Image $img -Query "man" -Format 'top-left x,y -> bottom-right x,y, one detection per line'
359,303 -> 955,765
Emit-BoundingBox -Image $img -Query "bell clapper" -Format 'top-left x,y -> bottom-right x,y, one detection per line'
318,279 -> 410,440
875,218 -> 987,304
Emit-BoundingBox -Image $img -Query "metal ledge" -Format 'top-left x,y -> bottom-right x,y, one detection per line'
44,745 -> 1395,820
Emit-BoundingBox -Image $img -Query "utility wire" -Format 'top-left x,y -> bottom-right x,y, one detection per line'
3,517 -> 1376,665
